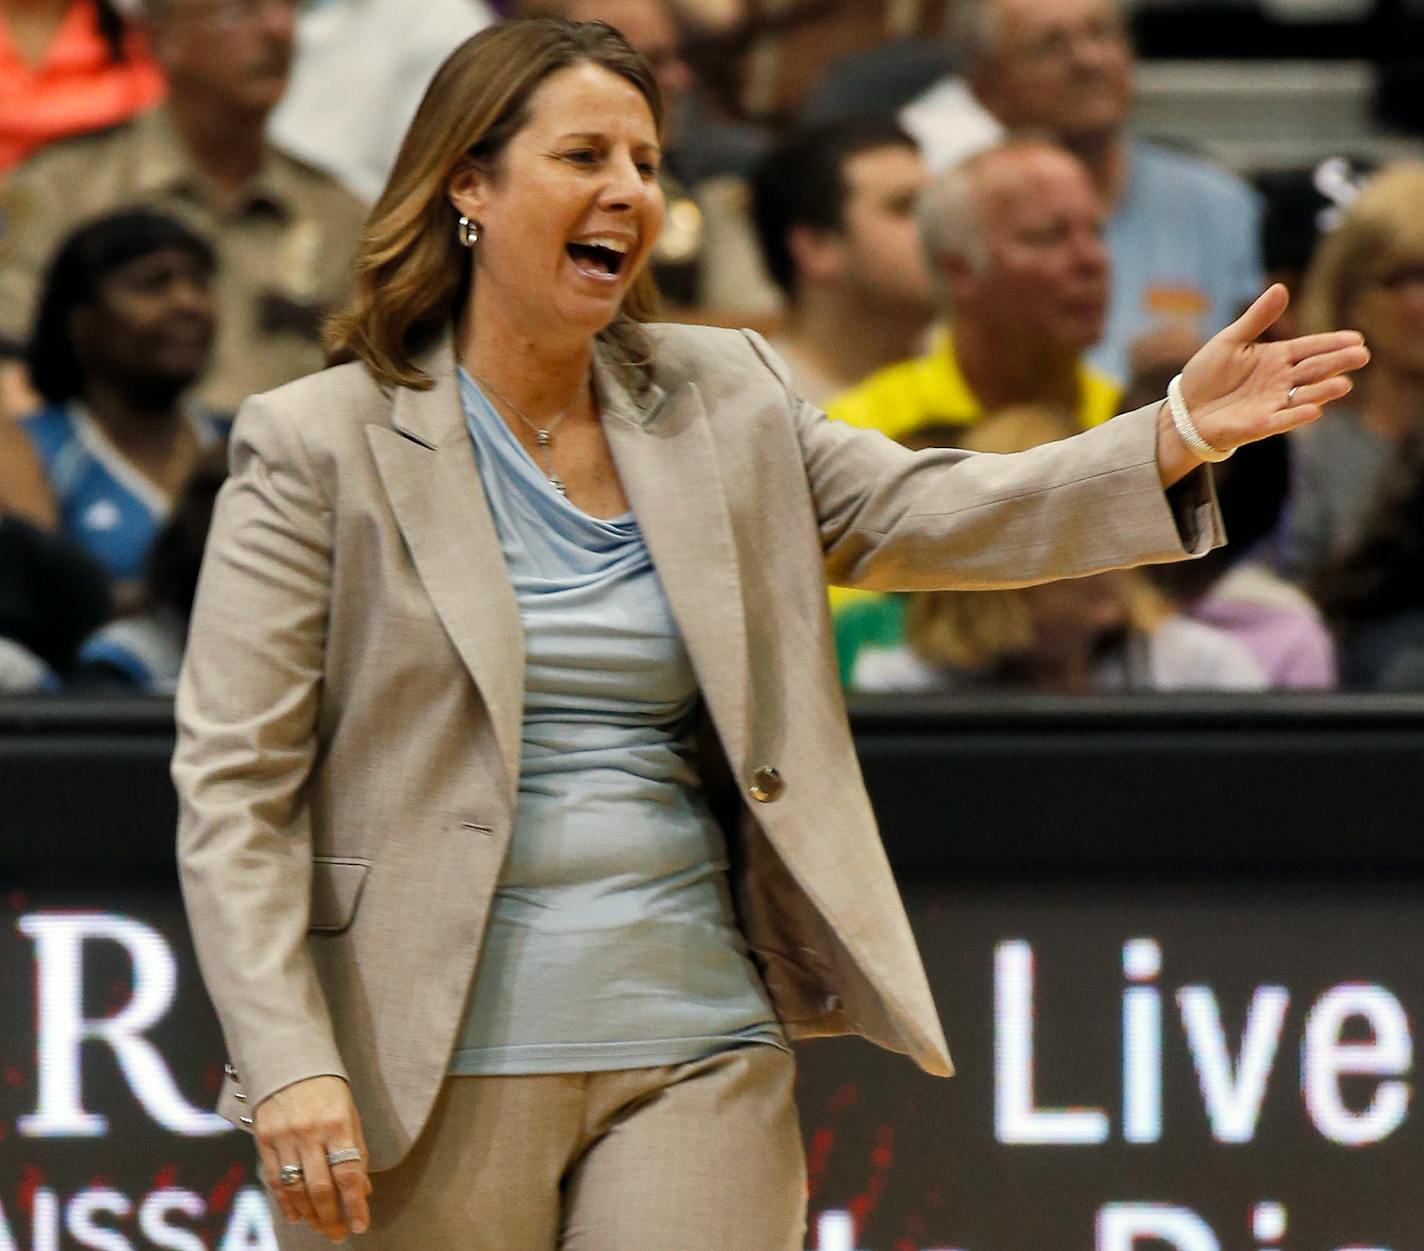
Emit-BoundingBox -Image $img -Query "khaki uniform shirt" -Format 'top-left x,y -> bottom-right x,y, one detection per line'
0,105 -> 367,413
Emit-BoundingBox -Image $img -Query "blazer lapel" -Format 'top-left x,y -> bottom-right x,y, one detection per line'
599,356 -> 751,768
366,338 -> 525,799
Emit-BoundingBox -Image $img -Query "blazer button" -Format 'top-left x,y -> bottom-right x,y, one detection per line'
224,1063 -> 239,1080
748,765 -> 784,803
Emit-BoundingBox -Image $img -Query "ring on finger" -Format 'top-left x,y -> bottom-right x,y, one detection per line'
279,1162 -> 305,1187
327,1146 -> 363,1166
1287,385 -> 1300,405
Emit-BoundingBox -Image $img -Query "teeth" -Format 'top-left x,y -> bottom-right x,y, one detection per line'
574,236 -> 631,254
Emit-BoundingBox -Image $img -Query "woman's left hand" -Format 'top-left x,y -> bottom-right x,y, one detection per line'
1157,284 -> 1370,484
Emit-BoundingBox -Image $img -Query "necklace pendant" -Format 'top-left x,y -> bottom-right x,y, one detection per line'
535,429 -> 551,448
550,475 -> 567,495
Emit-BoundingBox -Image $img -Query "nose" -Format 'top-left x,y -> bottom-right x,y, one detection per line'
167,275 -> 214,320
1072,226 -> 1109,276
259,0 -> 297,45
598,150 -> 656,213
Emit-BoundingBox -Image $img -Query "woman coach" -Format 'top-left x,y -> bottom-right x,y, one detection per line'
173,18 -> 1367,1251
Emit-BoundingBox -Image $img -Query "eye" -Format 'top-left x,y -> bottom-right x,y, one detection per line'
563,149 -> 599,166
637,161 -> 661,180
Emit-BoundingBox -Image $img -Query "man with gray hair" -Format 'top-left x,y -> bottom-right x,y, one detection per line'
901,0 -> 1264,387
828,138 -> 1121,441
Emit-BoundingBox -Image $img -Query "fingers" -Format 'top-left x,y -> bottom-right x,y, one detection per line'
1285,329 -> 1368,367
253,1076 -> 370,1242
1265,376 -> 1355,440
1285,375 -> 1354,415
1289,342 -> 1371,384
256,1134 -> 305,1226
299,1140 -> 350,1241
258,1131 -> 323,1230
332,1156 -> 373,1235
1220,284 -> 1289,345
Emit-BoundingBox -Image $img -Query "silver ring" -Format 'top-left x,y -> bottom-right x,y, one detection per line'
279,1162 -> 304,1187
327,1147 -> 363,1166
1287,385 -> 1300,405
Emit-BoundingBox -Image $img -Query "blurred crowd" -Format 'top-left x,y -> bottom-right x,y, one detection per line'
0,0 -> 1422,696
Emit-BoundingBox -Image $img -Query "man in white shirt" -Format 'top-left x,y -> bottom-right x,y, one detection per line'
901,0 -> 1264,386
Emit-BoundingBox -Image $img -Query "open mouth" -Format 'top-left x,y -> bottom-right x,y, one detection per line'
566,239 -> 631,280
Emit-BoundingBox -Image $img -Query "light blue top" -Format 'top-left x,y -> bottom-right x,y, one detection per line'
21,401 -> 228,585
448,369 -> 783,1075
75,610 -> 186,694
1091,140 -> 1265,385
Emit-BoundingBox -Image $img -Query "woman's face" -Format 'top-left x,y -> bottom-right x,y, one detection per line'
1348,255 -> 1424,377
450,62 -> 665,342
73,247 -> 216,398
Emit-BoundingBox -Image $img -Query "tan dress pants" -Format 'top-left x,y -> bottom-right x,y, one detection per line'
269,1044 -> 806,1251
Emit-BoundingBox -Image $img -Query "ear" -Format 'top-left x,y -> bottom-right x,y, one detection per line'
787,223 -> 846,286
447,159 -> 493,225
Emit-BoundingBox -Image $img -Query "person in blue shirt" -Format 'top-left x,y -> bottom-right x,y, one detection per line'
903,0 -> 1264,386
0,208 -> 227,606
71,444 -> 227,695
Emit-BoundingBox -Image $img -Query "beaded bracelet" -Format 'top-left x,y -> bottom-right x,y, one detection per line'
1166,374 -> 1233,463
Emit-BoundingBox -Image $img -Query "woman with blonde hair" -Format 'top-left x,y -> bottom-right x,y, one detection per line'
1282,162 -> 1424,579
173,17 -> 1365,1250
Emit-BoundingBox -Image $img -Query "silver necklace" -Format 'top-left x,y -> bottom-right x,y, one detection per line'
473,373 -> 586,496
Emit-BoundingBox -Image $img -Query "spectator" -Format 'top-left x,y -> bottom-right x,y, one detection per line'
0,512 -> 112,691
1131,362 -> 1336,689
0,0 -> 367,415
1255,157 -> 1376,345
1312,433 -> 1424,690
0,0 -> 164,179
520,0 -> 778,318
0,0 -> 165,419
0,209 -> 225,606
1281,163 -> 1424,581
901,0 -> 1264,386
70,443 -> 225,693
827,138 -> 1119,442
840,407 -> 1268,693
268,0 -> 497,203
750,117 -> 934,408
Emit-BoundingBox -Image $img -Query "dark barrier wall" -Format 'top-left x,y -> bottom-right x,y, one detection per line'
3,696 -> 1424,1251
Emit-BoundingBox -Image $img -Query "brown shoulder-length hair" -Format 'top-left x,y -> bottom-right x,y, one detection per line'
325,19 -> 665,391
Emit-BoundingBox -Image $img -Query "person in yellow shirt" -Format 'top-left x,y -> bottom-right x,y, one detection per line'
826,137 -> 1120,440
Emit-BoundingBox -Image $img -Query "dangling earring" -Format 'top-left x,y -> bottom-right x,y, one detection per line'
458,215 -> 480,248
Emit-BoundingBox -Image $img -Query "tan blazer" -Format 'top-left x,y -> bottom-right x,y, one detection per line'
174,324 -> 1222,1171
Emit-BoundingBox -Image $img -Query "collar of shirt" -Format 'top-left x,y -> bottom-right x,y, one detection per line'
129,104 -> 300,221
930,330 -> 1120,430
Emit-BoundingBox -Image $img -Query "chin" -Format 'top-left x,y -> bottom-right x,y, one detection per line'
238,79 -> 289,114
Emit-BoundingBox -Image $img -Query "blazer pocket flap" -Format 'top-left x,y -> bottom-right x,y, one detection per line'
309,858 -> 371,933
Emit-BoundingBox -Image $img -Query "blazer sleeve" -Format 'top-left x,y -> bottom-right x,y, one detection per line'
740,330 -> 1225,591
172,392 -> 347,1113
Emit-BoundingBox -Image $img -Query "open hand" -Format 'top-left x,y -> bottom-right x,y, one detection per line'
255,1074 -> 372,1242
1158,284 -> 1369,482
